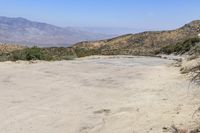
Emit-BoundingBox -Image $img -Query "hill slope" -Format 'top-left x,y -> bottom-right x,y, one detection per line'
0,16 -> 111,47
1,20 -> 200,61
73,20 -> 200,57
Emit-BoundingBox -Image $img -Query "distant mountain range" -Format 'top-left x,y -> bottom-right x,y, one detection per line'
0,16 -> 120,47
72,27 -> 148,35
2,16 -> 200,58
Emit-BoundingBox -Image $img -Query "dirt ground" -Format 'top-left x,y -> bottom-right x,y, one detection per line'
0,56 -> 200,133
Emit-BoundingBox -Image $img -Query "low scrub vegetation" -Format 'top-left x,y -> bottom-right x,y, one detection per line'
168,38 -> 200,83
160,38 -> 200,55
74,47 -> 100,57
0,47 -> 76,62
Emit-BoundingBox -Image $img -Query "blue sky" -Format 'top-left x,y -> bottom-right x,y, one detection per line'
0,0 -> 200,30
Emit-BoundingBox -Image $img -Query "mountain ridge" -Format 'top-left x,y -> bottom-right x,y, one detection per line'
0,16 -> 113,47
72,20 -> 200,57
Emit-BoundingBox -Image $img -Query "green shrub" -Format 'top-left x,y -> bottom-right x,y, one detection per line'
160,38 -> 200,55
25,47 -> 45,60
7,47 -> 46,61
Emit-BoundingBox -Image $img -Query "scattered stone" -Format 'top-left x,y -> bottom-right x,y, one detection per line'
162,98 -> 168,101
93,109 -> 111,114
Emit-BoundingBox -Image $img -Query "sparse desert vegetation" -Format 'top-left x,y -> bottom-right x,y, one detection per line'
0,46 -> 76,61
160,38 -> 200,55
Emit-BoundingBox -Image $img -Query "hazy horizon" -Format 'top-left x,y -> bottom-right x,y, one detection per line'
0,0 -> 200,30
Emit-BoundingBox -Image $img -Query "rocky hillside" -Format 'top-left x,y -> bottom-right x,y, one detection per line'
0,16 -> 111,47
0,44 -> 26,54
72,20 -> 200,57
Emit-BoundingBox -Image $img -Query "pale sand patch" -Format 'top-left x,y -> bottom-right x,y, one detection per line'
0,56 -> 200,133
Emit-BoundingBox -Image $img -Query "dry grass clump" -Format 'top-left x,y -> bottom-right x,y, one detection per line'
188,65 -> 200,83
163,125 -> 200,133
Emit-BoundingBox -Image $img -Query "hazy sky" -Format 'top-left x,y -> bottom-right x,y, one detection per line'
0,0 -> 200,30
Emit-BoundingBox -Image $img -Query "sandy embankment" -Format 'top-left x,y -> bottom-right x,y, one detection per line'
0,56 -> 200,133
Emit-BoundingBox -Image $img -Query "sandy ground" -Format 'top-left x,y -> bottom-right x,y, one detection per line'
0,56 -> 200,133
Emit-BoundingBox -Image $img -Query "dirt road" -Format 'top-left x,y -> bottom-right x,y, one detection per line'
0,56 -> 200,133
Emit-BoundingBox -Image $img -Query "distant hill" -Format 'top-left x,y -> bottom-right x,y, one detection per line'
72,27 -> 148,36
72,20 -> 200,57
1,20 -> 200,61
0,16 -> 113,47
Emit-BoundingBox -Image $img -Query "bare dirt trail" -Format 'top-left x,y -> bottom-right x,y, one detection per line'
0,56 -> 200,133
